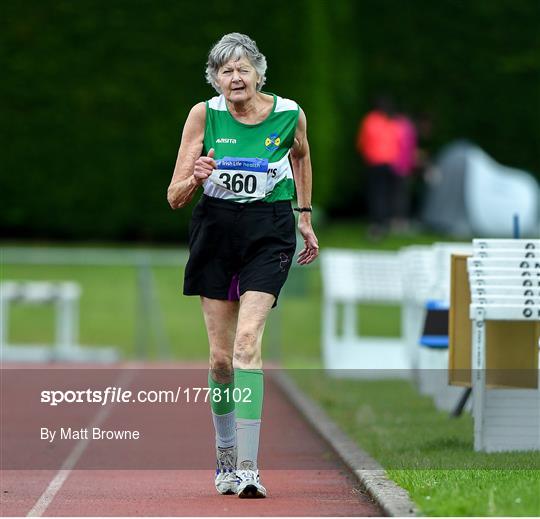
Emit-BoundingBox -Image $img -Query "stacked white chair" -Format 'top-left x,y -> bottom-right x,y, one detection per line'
399,245 -> 436,372
431,242 -> 474,300
0,281 -> 118,363
321,249 -> 409,378
416,242 -> 473,411
467,239 -> 540,452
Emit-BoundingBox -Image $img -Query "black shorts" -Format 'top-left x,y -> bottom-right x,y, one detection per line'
183,194 -> 297,307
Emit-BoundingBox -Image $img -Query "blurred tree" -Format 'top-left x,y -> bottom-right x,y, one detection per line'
1,0 -> 538,241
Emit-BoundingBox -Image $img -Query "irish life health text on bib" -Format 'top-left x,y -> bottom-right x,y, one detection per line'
210,157 -> 269,198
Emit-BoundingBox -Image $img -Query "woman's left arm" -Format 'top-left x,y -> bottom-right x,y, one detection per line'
291,108 -> 319,265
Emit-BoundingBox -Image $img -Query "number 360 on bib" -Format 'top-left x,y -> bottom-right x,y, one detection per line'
209,157 -> 269,198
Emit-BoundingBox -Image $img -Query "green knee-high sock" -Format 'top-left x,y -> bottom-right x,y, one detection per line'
235,369 -> 263,470
208,371 -> 236,449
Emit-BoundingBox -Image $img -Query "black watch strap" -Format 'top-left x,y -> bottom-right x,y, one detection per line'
293,207 -> 313,213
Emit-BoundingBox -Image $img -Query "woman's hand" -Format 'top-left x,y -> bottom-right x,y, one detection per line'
297,214 -> 319,265
193,148 -> 217,185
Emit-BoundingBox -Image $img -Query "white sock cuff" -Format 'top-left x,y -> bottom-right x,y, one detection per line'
212,409 -> 236,449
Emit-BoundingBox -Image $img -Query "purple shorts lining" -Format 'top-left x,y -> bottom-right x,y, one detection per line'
227,273 -> 240,301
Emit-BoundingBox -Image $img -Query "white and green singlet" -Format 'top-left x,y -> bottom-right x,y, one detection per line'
202,93 -> 300,203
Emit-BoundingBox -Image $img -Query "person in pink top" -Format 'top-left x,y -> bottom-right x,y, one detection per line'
392,115 -> 416,177
357,96 -> 418,238
389,114 -> 417,232
356,96 -> 400,238
358,110 -> 399,167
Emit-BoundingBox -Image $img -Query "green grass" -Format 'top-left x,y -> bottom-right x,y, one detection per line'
3,264 -> 137,353
2,264 -> 208,359
394,469 -> 539,516
2,226 -> 538,516
292,374 -> 540,516
316,219 -> 460,250
1,255 -> 399,362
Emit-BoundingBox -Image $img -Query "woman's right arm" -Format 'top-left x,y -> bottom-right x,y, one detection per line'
167,102 -> 215,209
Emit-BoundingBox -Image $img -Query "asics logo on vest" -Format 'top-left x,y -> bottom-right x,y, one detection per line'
216,138 -> 237,144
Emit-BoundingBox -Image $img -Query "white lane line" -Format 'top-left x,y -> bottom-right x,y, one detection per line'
27,368 -> 136,517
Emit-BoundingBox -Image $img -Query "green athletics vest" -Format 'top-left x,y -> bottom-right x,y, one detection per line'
202,93 -> 300,203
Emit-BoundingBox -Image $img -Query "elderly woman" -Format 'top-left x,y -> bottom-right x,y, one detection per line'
167,33 -> 318,498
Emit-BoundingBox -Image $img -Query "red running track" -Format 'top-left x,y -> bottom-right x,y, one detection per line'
1,363 -> 381,516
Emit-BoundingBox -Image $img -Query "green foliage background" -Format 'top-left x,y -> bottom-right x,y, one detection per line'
2,0 -> 539,241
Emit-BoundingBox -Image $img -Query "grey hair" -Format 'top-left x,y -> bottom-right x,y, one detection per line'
205,33 -> 267,93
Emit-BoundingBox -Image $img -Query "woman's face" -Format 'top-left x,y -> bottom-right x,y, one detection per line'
217,56 -> 260,103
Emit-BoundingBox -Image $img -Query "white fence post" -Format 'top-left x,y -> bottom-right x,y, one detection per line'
1,281 -> 118,363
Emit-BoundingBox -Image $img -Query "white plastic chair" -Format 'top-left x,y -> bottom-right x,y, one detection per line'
1,281 -> 118,363
321,249 -> 408,378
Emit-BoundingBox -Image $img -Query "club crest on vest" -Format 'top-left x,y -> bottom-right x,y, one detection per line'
265,133 -> 281,151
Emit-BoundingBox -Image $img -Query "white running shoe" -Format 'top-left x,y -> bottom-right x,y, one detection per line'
236,463 -> 267,499
215,446 -> 238,495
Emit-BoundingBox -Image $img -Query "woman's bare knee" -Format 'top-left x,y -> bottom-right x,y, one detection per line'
234,330 -> 262,368
210,353 -> 233,382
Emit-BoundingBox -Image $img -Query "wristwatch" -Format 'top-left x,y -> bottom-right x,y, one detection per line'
293,207 -> 312,213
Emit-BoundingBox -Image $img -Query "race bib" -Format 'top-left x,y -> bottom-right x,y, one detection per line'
209,157 -> 268,198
